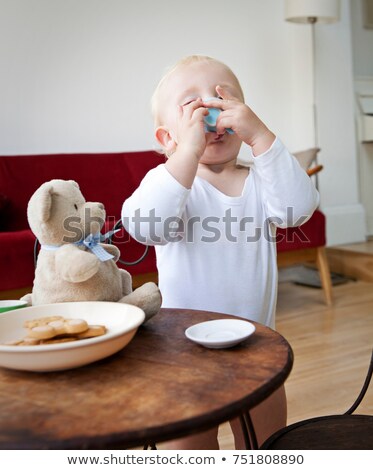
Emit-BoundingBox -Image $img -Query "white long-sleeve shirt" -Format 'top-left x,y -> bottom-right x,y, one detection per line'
122,138 -> 319,328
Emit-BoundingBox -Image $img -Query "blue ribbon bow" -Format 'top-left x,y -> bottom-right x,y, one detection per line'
41,228 -> 121,262
75,228 -> 120,262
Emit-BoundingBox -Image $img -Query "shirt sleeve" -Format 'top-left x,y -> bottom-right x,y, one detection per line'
251,137 -> 320,228
122,164 -> 190,245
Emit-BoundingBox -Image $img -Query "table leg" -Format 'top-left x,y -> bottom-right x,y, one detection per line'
239,412 -> 258,450
143,443 -> 157,450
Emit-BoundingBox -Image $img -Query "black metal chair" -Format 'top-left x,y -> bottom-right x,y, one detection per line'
260,349 -> 373,449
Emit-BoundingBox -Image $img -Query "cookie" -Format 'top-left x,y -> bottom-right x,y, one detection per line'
18,339 -> 41,346
24,316 -> 64,329
2,316 -> 107,346
76,325 -> 107,339
4,337 -> 40,346
20,337 -> 41,346
27,318 -> 89,340
40,337 -> 78,345
27,325 -> 56,340
4,339 -> 24,346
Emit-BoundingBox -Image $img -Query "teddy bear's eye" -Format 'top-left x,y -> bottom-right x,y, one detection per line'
74,204 -> 78,210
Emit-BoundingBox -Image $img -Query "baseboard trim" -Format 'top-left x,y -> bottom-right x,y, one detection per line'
322,203 -> 367,246
327,246 -> 373,283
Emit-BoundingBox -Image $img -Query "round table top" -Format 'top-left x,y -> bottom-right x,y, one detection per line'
0,308 -> 293,449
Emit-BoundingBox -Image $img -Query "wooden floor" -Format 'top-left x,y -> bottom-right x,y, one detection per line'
327,240 -> 373,283
218,278 -> 373,449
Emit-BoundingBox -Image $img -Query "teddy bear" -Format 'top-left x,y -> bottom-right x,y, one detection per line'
21,179 -> 161,322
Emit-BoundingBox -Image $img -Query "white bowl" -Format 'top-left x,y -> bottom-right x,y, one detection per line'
0,302 -> 145,372
185,319 -> 255,349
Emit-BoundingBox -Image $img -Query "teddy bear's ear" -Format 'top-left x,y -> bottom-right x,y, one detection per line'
68,180 -> 80,189
30,183 -> 54,223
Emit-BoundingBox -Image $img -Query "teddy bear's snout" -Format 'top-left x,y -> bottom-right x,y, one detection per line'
81,202 -> 106,236
83,202 -> 106,216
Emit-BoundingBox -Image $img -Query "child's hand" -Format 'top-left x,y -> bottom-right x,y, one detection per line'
175,98 -> 209,160
204,86 -> 275,156
164,98 -> 209,189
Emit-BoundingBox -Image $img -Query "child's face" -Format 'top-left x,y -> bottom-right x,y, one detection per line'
157,60 -> 243,165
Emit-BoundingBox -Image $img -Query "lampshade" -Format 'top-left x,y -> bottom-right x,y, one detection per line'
284,0 -> 340,24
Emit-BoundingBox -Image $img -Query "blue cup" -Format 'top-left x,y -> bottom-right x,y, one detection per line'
203,98 -> 234,134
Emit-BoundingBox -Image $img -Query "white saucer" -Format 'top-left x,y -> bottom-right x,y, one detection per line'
185,319 -> 255,349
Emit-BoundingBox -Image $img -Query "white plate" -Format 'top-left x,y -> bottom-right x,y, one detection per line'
0,302 -> 145,372
185,319 -> 255,349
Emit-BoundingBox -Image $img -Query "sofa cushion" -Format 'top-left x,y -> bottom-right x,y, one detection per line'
0,151 -> 165,231
0,230 -> 36,290
0,194 -> 11,231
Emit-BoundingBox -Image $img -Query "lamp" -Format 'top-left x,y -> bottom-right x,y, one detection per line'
284,0 -> 340,24
284,0 -> 340,188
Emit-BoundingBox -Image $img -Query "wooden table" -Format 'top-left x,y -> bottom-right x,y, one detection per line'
0,309 -> 293,449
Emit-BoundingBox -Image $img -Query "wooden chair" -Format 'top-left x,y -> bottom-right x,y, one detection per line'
276,149 -> 333,306
260,349 -> 373,449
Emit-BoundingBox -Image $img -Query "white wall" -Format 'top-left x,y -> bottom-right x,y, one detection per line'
350,0 -> 373,236
314,0 -> 366,244
0,0 -> 312,154
0,0 -> 366,245
351,0 -> 373,76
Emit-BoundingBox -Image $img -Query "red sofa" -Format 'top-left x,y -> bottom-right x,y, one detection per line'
1,151 -> 331,305
0,151 -> 165,294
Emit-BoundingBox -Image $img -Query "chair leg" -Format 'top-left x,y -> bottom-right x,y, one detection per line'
344,349 -> 373,415
316,247 -> 333,306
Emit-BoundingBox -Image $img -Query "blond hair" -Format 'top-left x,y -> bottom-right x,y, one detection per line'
151,55 -> 244,128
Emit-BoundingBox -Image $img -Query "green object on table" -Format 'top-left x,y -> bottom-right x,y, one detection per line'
0,300 -> 27,314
